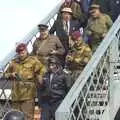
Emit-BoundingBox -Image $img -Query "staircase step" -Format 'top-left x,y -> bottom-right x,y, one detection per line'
88,90 -> 108,94
87,97 -> 108,102
87,106 -> 106,111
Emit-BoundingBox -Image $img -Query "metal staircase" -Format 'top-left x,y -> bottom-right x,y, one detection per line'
0,1 -> 64,119
56,15 -> 120,120
0,0 -> 120,119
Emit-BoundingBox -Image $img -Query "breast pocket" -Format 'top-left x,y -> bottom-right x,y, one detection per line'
24,63 -> 33,69
52,83 -> 58,88
22,64 -> 33,79
51,78 -> 64,89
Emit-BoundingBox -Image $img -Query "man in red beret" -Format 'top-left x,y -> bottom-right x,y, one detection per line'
4,43 -> 46,120
65,31 -> 92,81
15,43 -> 27,60
16,43 -> 27,52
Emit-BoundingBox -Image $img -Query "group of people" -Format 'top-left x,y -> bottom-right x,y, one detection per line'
2,0 -> 120,119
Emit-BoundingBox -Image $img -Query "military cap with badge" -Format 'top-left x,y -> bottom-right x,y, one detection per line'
38,24 -> 49,31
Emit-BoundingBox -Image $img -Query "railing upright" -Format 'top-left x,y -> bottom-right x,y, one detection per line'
56,15 -> 120,120
0,1 -> 64,118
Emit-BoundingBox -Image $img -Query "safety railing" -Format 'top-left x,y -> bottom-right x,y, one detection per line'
100,15 -> 120,120
0,0 -> 120,119
0,0 -> 65,71
56,16 -> 120,120
0,1 -> 64,118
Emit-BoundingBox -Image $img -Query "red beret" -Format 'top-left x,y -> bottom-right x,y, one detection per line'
71,31 -> 81,40
16,43 -> 27,53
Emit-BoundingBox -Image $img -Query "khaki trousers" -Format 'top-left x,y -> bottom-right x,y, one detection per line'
12,99 -> 35,120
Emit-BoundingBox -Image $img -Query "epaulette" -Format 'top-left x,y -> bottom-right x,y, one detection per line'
63,69 -> 72,74
28,55 -> 37,60
12,56 -> 20,63
28,55 -> 39,62
48,34 -> 58,40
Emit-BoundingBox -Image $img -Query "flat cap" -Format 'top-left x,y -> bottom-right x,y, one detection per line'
38,24 -> 48,30
61,7 -> 72,14
16,43 -> 27,53
90,4 -> 100,9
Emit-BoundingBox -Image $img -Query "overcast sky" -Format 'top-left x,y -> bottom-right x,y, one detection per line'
0,0 -> 60,62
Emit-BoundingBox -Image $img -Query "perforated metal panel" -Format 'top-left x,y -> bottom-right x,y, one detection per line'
56,16 -> 120,120
0,1 -> 63,118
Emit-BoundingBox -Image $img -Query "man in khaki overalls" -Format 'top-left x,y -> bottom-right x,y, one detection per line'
4,43 -> 46,120
85,4 -> 113,52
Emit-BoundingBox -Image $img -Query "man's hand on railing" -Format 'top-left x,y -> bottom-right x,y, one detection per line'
14,73 -> 22,81
11,72 -> 17,78
0,72 -> 4,79
4,72 -> 16,79
2,72 -> 22,80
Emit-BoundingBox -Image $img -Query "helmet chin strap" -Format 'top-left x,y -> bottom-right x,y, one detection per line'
49,64 -> 60,73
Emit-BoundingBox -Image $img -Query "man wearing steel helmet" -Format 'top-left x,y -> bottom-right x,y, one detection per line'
39,56 -> 73,120
3,43 -> 46,120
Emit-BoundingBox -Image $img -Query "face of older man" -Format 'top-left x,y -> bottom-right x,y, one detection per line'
62,12 -> 71,21
40,29 -> 49,39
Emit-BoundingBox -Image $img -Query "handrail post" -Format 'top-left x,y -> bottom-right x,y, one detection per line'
109,31 -> 120,120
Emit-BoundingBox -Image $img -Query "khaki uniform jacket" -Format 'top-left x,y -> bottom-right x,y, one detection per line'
85,13 -> 113,51
86,14 -> 112,37
66,40 -> 92,70
71,1 -> 83,20
4,56 -> 46,101
32,34 -> 65,64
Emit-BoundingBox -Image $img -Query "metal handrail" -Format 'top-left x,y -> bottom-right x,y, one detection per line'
56,16 -> 120,120
0,0 -> 64,71
0,0 -> 120,119
0,1 -> 64,118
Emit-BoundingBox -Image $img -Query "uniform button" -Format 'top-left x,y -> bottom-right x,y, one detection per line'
53,84 -> 58,87
116,0 -> 120,4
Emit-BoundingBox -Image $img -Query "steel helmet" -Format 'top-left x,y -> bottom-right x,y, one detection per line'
3,110 -> 25,120
48,56 -> 61,65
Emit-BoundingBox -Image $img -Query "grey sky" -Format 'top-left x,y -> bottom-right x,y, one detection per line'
0,0 -> 60,61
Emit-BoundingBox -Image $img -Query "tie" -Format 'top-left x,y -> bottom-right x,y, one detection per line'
64,21 -> 68,34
